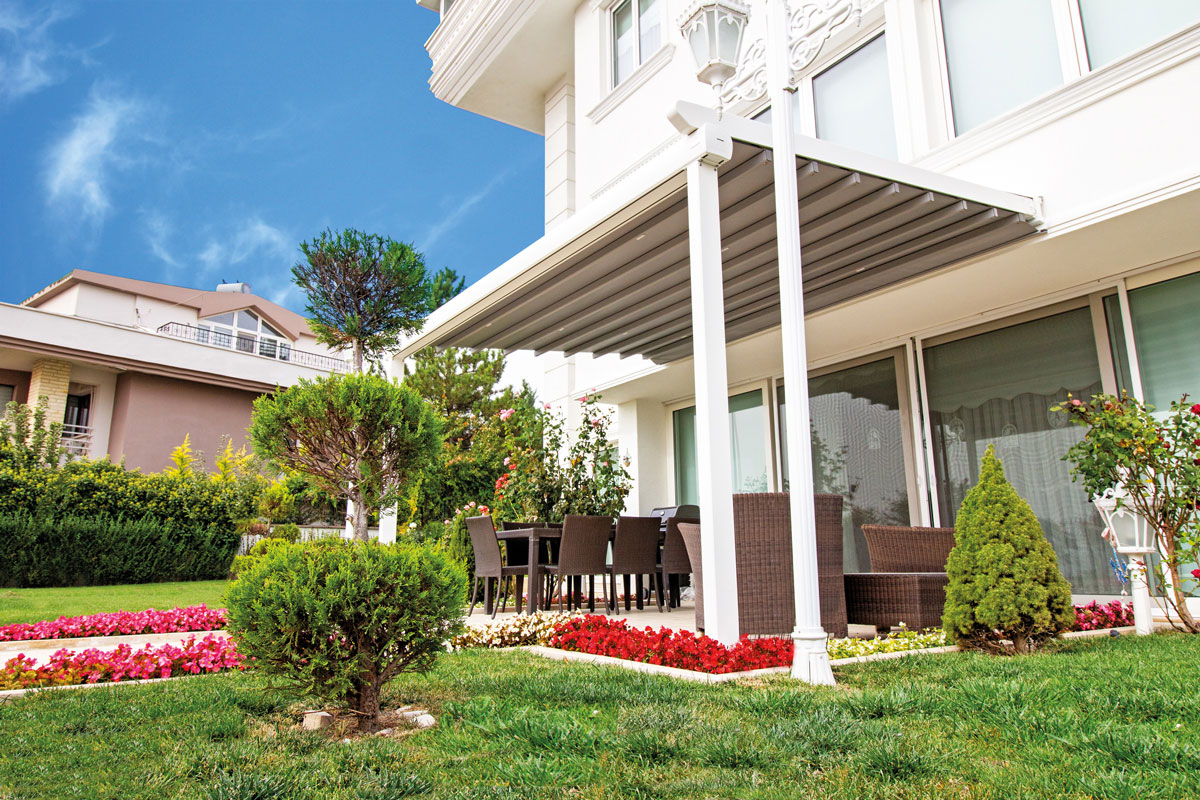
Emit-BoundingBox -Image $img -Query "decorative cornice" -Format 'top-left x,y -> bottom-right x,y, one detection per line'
723,0 -> 881,105
590,134 -> 683,200
586,44 -> 676,124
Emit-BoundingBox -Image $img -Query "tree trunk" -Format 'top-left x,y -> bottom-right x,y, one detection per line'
353,675 -> 383,731
350,489 -> 369,543
353,341 -> 364,373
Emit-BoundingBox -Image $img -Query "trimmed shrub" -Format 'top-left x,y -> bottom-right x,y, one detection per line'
943,445 -> 1075,653
0,513 -> 241,587
228,537 -> 291,579
271,523 -> 302,543
224,540 -> 466,725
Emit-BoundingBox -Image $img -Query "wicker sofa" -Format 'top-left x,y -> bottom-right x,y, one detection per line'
843,525 -> 956,632
677,493 -> 847,638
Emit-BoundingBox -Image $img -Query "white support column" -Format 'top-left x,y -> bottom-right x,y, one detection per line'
766,0 -> 834,685
687,155 -> 740,646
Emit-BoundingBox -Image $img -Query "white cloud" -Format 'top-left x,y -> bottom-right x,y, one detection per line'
197,217 -> 295,274
141,210 -> 182,271
421,168 -> 515,251
0,2 -> 86,104
43,83 -> 147,226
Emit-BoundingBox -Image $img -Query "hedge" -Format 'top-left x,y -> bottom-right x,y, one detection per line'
0,513 -> 242,587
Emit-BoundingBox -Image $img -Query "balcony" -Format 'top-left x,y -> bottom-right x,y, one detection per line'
61,423 -> 92,458
156,322 -> 349,373
425,0 -> 574,134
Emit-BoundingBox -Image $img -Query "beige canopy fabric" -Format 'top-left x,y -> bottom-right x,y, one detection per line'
401,122 -> 1041,365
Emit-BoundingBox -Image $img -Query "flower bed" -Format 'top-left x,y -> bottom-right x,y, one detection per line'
546,615 -> 793,674
827,627 -> 947,660
450,611 -> 580,650
0,605 -> 227,642
1073,600 -> 1135,631
0,634 -> 242,690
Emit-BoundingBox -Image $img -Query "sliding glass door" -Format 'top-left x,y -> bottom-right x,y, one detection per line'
672,388 -> 769,506
778,356 -> 912,572
923,308 -> 1119,594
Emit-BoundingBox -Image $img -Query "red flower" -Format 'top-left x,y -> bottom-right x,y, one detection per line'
1191,403 -> 1200,415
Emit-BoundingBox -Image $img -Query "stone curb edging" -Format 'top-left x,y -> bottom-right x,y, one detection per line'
0,630 -> 229,656
523,646 -> 791,683
523,626 -> 1141,680
0,675 -> 185,702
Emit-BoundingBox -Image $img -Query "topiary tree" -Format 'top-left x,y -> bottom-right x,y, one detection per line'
943,445 -> 1074,654
292,228 -> 430,373
224,539 -> 466,727
250,373 -> 443,542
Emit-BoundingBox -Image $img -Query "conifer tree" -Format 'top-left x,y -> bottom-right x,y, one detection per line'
943,445 -> 1074,654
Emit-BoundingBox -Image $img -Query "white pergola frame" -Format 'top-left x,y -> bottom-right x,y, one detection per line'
401,91 -> 1040,683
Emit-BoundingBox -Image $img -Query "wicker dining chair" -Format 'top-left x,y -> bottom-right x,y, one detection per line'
658,516 -> 696,612
500,520 -> 559,606
466,515 -> 530,618
543,515 -> 612,613
608,516 -> 663,613
843,525 -> 956,632
677,493 -> 848,638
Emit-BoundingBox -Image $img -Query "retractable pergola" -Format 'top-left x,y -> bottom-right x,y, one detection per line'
401,104 -> 1040,680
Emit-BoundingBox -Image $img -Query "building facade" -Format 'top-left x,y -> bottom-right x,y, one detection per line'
407,1 -> 1200,615
3,270 -> 346,472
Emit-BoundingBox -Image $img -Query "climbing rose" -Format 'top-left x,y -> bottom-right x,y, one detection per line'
498,408 -> 515,421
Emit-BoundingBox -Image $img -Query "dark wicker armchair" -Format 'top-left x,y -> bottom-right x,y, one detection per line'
843,525 -> 956,632
466,515 -> 532,618
677,493 -> 847,638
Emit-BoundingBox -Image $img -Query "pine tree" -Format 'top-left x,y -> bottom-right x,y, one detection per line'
943,445 -> 1075,654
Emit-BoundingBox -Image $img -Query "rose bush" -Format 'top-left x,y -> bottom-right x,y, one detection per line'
0,634 -> 242,690
1058,392 -> 1200,633
0,605 -> 226,642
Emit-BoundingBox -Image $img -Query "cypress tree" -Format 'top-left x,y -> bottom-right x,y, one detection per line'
943,445 -> 1075,654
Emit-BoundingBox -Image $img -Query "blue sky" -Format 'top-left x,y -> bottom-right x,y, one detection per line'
0,1 -> 545,311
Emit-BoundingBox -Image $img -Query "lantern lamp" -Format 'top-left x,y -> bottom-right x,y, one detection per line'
1093,486 -> 1156,634
679,0 -> 749,119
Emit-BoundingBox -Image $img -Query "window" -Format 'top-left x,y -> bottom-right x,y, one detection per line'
922,308 -> 1118,594
197,308 -> 292,362
1080,0 -> 1199,69
64,393 -> 91,429
812,34 -> 897,159
778,357 -> 911,573
939,0 -> 1062,134
1124,271 -> 1200,410
611,0 -> 662,87
0,384 -> 13,409
672,389 -> 769,505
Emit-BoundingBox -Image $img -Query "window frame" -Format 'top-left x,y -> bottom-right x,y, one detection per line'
930,0 -> 1195,139
608,0 -> 663,90
197,309 -> 293,362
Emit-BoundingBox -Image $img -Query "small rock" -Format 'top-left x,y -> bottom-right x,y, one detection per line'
341,738 -> 352,744
415,714 -> 436,729
400,709 -> 428,720
376,728 -> 393,737
302,711 -> 334,731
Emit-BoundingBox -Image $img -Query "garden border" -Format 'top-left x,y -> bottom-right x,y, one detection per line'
524,626 -> 1138,681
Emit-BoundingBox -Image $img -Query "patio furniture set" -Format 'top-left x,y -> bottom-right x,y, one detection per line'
466,493 -> 956,637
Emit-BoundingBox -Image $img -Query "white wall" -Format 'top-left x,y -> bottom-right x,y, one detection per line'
69,284 -> 137,327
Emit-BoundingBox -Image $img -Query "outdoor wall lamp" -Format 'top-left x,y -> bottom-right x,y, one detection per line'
679,0 -> 749,119
1093,486 -> 1156,634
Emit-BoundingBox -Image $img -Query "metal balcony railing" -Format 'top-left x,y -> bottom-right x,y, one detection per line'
61,424 -> 92,457
156,322 -> 349,373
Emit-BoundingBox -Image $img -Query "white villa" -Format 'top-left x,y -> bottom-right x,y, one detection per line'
402,0 -> 1200,667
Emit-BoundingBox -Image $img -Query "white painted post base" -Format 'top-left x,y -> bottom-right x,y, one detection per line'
1126,552 -> 1154,635
378,504 -> 398,545
791,628 -> 835,685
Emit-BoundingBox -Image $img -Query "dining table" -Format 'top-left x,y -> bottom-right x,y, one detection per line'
494,527 -> 562,613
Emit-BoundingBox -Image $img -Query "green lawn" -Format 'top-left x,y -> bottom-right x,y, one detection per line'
2,633 -> 1197,799
0,581 -> 229,626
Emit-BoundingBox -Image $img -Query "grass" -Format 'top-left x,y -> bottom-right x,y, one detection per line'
0,581 -> 229,626
2,633 -> 1198,799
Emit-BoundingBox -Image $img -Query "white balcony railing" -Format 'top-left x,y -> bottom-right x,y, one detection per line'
156,321 -> 348,373
61,424 -> 92,457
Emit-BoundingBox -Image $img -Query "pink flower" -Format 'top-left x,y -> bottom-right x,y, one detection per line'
1071,399 -> 1082,407
543,403 -> 552,410
499,408 -> 515,421
579,395 -> 588,403
503,457 -> 510,466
